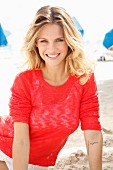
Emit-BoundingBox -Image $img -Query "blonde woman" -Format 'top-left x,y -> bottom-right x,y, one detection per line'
0,5 -> 103,170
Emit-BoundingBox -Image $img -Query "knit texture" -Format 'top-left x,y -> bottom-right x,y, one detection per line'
0,70 -> 101,166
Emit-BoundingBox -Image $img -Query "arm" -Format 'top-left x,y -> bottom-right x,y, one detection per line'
84,130 -> 103,170
12,122 -> 30,170
79,73 -> 103,169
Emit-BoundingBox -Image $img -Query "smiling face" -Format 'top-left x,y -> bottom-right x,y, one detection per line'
36,23 -> 68,68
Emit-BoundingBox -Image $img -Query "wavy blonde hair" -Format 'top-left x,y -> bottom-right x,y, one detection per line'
21,5 -> 94,84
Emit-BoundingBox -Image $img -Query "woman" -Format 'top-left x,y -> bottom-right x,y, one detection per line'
0,5 -> 103,170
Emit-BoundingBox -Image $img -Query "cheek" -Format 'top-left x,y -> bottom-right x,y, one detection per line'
63,44 -> 69,54
37,45 -> 44,55
57,43 -> 68,50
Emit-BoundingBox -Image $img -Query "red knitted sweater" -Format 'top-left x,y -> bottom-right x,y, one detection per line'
0,70 -> 101,166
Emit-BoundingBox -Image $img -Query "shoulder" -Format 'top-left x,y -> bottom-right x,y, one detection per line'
83,72 -> 96,87
15,69 -> 41,79
13,69 -> 42,83
71,72 -> 95,86
12,69 -> 42,88
72,72 -> 96,93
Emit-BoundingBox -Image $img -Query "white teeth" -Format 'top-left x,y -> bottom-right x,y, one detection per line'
47,54 -> 58,58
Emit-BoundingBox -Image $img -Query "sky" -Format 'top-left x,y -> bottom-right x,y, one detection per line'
0,0 -> 113,44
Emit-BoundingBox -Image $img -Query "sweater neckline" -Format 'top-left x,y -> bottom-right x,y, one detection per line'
38,70 -> 73,89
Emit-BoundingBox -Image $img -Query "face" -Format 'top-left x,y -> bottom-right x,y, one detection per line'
36,23 -> 68,67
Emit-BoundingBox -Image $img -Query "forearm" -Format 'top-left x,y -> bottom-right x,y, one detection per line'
84,130 -> 103,170
12,140 -> 30,170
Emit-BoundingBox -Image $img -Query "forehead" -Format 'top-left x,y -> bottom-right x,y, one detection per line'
38,23 -> 64,38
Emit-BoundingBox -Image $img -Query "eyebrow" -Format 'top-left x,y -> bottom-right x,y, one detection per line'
38,37 -> 64,40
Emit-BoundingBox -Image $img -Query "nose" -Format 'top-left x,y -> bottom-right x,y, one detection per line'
47,42 -> 56,53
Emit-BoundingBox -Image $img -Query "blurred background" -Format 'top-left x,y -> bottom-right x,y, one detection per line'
0,0 -> 113,49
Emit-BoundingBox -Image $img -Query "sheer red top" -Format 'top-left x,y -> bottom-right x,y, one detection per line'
0,70 -> 101,166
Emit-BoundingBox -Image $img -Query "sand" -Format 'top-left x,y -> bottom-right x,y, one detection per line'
0,46 -> 113,169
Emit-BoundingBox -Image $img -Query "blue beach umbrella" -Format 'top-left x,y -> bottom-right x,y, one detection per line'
0,23 -> 8,46
103,29 -> 113,49
72,17 -> 84,36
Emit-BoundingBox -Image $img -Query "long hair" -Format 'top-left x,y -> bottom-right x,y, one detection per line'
21,5 -> 94,84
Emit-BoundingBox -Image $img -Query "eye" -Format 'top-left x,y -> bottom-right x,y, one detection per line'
56,38 -> 64,42
38,39 -> 48,43
40,39 -> 48,43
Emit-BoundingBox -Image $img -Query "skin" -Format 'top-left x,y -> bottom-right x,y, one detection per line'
12,123 -> 30,170
84,130 -> 103,170
0,161 -> 8,170
36,23 -> 69,86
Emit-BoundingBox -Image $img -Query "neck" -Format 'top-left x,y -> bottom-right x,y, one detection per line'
42,64 -> 69,86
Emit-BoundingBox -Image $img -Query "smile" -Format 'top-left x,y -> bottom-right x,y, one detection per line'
46,54 -> 60,58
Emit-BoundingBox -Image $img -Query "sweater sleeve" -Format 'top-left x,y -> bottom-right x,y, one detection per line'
9,72 -> 32,124
79,73 -> 101,130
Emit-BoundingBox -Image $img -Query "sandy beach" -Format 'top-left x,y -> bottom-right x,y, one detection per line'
0,46 -> 113,169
